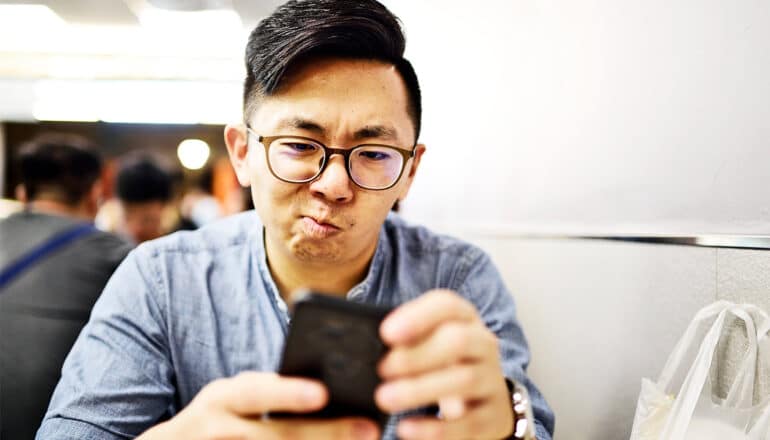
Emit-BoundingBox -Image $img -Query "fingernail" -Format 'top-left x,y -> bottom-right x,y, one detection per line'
353,421 -> 376,440
440,397 -> 466,420
377,384 -> 397,406
302,384 -> 323,404
381,317 -> 398,339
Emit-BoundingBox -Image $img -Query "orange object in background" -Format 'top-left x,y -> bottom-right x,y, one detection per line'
212,157 -> 246,215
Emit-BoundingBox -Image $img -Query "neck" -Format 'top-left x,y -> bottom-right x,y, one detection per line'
264,233 -> 377,303
27,199 -> 93,222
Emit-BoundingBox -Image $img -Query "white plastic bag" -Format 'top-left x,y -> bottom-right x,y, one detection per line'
630,301 -> 770,440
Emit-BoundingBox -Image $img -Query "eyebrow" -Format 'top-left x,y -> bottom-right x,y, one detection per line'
275,117 -> 326,135
275,118 -> 399,143
353,125 -> 399,142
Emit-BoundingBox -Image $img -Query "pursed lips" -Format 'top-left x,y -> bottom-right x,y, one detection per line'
304,214 -> 339,229
300,215 -> 342,238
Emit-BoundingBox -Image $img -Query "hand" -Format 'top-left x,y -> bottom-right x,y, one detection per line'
138,372 -> 380,440
376,290 -> 514,440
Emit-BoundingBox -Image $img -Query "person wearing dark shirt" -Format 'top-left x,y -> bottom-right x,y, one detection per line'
0,133 -> 131,440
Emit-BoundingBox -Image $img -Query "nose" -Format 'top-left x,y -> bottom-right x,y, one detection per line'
308,154 -> 354,203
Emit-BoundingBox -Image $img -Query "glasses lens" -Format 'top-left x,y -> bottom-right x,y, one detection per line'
268,137 -> 325,182
350,146 -> 405,189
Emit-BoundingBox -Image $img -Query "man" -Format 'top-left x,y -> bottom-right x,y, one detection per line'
0,133 -> 131,440
110,155 -> 174,244
38,1 -> 554,439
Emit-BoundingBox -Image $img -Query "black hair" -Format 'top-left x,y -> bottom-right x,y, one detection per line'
243,0 -> 422,141
115,155 -> 172,204
18,133 -> 103,205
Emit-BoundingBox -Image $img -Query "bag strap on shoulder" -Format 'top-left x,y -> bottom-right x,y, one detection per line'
0,223 -> 97,290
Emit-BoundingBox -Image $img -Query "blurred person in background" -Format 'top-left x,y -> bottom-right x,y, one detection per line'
98,154 -> 174,244
176,167 -> 223,230
0,133 -> 131,440
0,194 -> 22,218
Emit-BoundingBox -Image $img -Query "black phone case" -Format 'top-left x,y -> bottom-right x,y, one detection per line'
273,293 -> 392,425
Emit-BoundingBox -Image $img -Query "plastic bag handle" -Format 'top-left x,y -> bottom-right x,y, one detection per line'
661,308 -> 731,439
723,306 -> 759,407
657,301 -> 734,391
661,303 -> 768,439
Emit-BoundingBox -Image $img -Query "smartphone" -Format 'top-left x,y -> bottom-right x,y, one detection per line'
272,291 -> 393,425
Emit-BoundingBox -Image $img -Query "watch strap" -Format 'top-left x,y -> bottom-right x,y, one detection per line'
504,377 -> 536,440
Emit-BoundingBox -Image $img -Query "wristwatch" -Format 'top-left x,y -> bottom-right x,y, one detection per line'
505,378 -> 536,440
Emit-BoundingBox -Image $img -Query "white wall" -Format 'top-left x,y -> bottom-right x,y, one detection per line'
384,0 -> 770,235
379,3 -> 770,437
455,234 -> 770,440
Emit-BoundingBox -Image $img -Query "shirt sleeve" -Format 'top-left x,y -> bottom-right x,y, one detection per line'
37,246 -> 175,439
455,248 -> 555,440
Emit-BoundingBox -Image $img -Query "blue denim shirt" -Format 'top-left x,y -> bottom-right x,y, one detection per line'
37,211 -> 554,439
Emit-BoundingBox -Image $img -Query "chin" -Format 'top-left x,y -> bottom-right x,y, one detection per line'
290,238 -> 344,262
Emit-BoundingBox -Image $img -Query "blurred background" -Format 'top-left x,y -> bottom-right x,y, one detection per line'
1,1 -> 770,439
2,0 -> 769,236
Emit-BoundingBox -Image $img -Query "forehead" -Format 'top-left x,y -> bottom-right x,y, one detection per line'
250,58 -> 415,143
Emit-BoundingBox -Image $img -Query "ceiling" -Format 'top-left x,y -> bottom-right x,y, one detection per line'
0,0 -> 286,122
0,0 -> 285,26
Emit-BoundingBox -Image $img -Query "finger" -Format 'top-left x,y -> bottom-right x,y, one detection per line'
397,405 -> 511,440
379,322 -> 498,379
376,364 -> 496,413
438,396 -> 467,420
203,372 -> 328,415
261,417 -> 381,440
380,290 -> 479,345
397,415 -> 474,440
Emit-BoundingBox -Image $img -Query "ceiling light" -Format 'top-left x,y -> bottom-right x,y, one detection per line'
0,5 -> 65,31
177,139 -> 211,170
31,79 -> 241,124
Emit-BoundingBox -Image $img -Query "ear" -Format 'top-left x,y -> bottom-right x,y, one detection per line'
397,143 -> 426,202
84,178 -> 104,218
224,124 -> 251,187
14,184 -> 27,203
90,179 -> 104,206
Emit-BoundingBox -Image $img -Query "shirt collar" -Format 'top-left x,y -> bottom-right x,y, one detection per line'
248,214 -> 392,309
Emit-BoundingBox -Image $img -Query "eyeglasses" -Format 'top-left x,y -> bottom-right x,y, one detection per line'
245,126 -> 415,191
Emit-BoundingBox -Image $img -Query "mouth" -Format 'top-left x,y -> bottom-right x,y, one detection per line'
300,215 -> 342,238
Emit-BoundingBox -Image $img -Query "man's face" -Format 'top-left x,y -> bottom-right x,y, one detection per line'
228,58 -> 425,267
121,200 -> 166,244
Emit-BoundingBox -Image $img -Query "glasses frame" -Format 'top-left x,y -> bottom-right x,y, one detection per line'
245,126 -> 416,191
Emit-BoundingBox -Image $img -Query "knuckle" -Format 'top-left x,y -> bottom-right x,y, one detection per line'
397,380 -> 416,400
430,289 -> 457,304
284,429 -> 301,440
457,366 -> 477,390
447,325 -> 471,355
201,419 -> 231,440
199,378 -> 227,401
273,423 -> 299,440
389,349 -> 410,373
432,422 -> 447,439
342,420 -> 362,440
234,371 -> 255,380
481,328 -> 499,352
467,415 -> 486,439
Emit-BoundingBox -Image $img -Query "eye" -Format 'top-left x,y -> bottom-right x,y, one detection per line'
358,150 -> 392,161
284,142 -> 318,153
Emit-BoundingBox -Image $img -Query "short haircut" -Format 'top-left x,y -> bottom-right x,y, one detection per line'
18,133 -> 103,206
243,0 -> 422,142
115,156 -> 172,204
